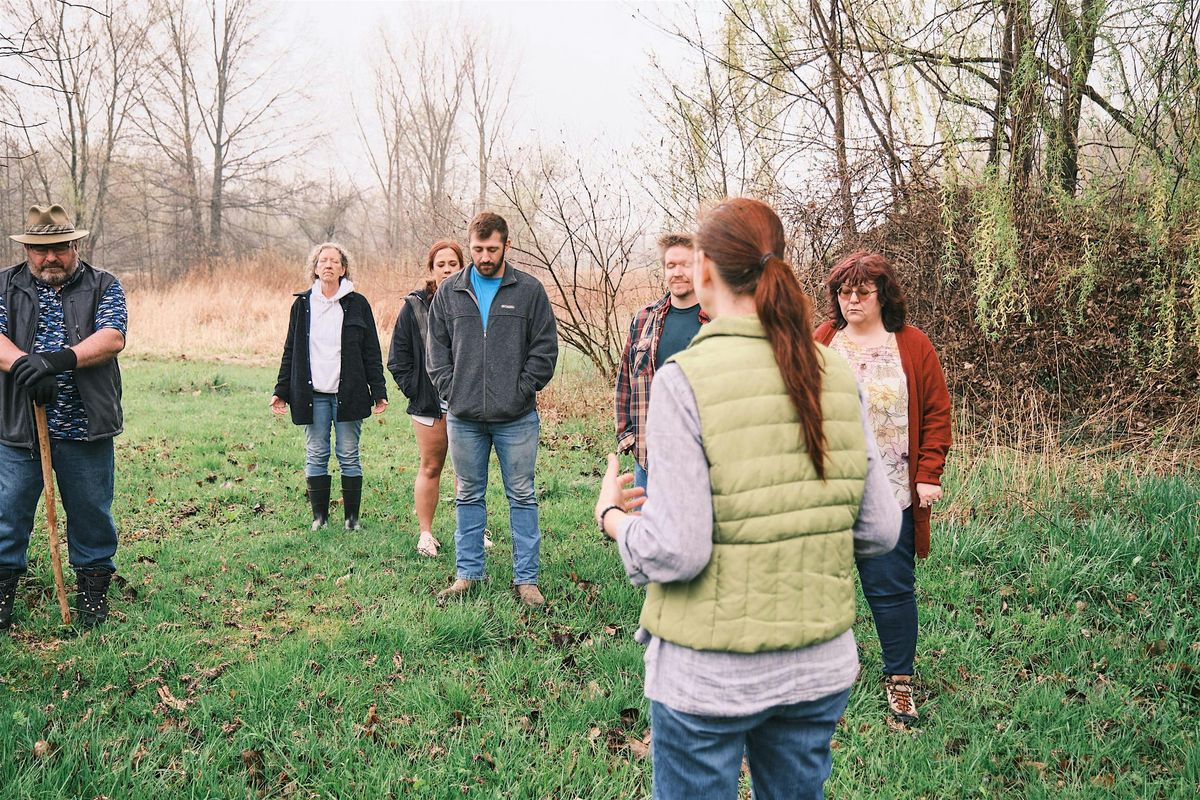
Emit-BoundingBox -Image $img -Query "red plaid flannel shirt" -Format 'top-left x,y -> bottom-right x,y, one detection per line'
614,294 -> 709,466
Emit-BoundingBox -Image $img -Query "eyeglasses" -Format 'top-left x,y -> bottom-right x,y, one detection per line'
837,286 -> 877,299
27,243 -> 74,256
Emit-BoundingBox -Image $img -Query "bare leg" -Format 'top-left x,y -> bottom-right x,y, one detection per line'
412,417 -> 448,535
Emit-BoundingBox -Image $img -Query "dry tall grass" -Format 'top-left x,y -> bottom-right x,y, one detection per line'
125,256 -> 423,362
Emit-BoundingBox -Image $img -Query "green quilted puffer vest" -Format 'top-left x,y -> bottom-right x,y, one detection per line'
639,315 -> 867,653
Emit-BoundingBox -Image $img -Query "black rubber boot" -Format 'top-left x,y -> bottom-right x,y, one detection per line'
76,569 -> 112,628
0,570 -> 19,630
342,475 -> 362,531
307,475 -> 332,531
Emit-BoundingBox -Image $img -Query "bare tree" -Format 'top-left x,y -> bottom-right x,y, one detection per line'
2,0 -> 149,251
494,151 -> 654,380
464,31 -> 516,212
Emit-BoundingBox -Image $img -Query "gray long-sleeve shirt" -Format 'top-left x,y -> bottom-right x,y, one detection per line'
616,363 -> 901,717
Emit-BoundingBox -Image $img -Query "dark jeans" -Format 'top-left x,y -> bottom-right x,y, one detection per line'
650,690 -> 850,800
0,438 -> 118,574
856,505 -> 916,675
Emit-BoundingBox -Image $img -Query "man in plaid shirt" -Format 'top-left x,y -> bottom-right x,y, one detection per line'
614,233 -> 708,490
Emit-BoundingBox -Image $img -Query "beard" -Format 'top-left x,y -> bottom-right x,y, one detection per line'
668,280 -> 694,298
475,246 -> 506,277
30,262 -> 76,287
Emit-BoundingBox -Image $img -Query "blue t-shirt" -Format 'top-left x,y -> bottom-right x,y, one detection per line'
655,303 -> 703,370
469,266 -> 504,332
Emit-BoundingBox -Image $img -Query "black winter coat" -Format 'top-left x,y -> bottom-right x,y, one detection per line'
387,287 -> 442,417
272,288 -> 387,425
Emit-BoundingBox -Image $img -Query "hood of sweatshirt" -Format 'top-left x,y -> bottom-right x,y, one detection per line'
311,277 -> 354,304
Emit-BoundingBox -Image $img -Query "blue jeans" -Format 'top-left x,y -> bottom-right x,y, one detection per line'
650,689 -> 850,800
633,461 -> 648,493
0,439 -> 118,574
304,393 -> 362,477
446,409 -> 540,584
856,505 -> 917,675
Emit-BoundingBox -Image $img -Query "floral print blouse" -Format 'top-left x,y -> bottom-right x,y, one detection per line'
829,331 -> 911,509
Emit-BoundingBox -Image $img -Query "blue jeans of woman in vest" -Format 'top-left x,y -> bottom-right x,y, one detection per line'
650,688 -> 850,799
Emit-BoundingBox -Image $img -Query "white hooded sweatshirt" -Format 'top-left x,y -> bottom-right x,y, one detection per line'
308,278 -> 354,394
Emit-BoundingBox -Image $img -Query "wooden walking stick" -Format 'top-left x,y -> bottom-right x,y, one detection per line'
33,402 -> 71,624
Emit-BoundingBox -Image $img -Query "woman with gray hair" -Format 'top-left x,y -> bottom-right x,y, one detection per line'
271,243 -> 388,530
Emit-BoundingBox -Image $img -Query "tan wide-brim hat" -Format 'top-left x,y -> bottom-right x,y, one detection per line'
9,204 -> 89,245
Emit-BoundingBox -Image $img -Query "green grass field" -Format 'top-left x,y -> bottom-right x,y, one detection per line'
1,358 -> 1197,799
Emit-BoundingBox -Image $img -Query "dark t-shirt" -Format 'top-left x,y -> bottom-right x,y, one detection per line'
655,303 -> 703,370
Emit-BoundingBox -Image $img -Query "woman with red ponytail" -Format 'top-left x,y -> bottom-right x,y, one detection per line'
594,198 -> 900,799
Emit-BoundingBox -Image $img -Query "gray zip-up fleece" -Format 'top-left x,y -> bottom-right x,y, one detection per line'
426,264 -> 558,422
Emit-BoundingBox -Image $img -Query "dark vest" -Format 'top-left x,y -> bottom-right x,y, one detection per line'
0,261 -> 124,449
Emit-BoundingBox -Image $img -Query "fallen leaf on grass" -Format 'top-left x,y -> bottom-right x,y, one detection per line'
1091,774 -> 1115,787
241,748 -> 266,787
156,684 -> 190,712
473,751 -> 496,769
32,739 -> 52,759
355,704 -> 382,740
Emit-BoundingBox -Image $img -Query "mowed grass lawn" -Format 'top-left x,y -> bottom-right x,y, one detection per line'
1,357 -> 1198,799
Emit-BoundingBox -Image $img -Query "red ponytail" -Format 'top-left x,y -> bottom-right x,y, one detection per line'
696,199 -> 828,479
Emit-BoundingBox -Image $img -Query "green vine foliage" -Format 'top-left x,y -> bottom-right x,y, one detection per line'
970,166 -> 1028,339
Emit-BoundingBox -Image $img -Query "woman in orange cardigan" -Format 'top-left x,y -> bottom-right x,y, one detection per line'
814,251 -> 951,727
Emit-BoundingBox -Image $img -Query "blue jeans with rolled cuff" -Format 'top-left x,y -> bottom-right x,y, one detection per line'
446,409 -> 541,584
304,393 -> 362,478
0,438 -> 118,574
650,689 -> 850,800
856,505 -> 917,675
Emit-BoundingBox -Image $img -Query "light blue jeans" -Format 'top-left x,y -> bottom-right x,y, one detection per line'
633,461 -> 648,493
650,689 -> 850,800
446,409 -> 541,584
0,439 -> 118,574
304,393 -> 362,477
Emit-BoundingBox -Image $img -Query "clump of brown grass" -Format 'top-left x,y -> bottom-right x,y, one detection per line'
125,255 -> 425,361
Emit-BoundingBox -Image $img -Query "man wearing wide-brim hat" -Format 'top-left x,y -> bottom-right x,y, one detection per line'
0,204 -> 127,631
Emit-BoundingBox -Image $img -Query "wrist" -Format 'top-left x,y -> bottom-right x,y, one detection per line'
597,504 -> 623,534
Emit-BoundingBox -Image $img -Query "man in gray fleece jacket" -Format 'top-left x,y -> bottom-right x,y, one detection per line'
427,212 -> 559,607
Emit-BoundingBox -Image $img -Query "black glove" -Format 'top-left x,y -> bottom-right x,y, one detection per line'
11,349 -> 77,388
26,375 -> 58,407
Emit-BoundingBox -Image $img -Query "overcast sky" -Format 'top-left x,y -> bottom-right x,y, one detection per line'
274,0 -> 719,172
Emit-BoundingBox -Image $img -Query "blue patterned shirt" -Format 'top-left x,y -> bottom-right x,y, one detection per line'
0,267 -> 127,439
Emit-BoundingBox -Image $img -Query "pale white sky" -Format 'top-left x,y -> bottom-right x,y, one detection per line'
272,0 -> 718,172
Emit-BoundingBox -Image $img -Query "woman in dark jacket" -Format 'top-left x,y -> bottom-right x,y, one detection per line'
388,239 -> 462,557
271,242 -> 387,531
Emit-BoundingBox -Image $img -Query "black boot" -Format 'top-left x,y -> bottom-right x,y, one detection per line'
76,569 -> 112,628
342,475 -> 362,531
307,475 -> 332,531
0,570 -> 19,630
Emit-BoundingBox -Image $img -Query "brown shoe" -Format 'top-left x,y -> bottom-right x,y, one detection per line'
884,674 -> 918,725
514,583 -> 545,608
436,579 -> 476,607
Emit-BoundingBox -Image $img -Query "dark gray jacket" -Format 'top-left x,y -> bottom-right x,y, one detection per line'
427,264 -> 558,422
0,261 -> 124,449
